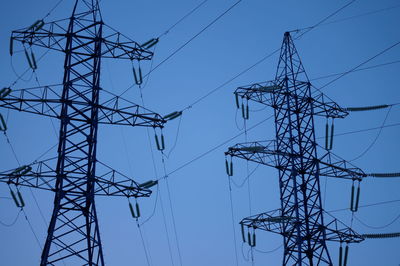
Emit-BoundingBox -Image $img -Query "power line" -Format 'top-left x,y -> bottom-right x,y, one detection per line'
179,0 -> 357,111
160,149 -> 184,266
159,187 -> 176,266
0,209 -> 22,227
136,221 -> 152,266
166,115 -> 183,158
9,48 -> 51,88
136,80 -> 177,266
43,0 -> 65,19
159,117 -> 400,182
132,1 -> 209,92
311,59 -> 400,81
3,132 -> 21,165
22,209 -> 42,249
159,114 -> 274,181
293,0 -> 357,39
230,164 -> 260,189
121,0 -> 357,111
328,199 -> 400,213
146,0 -> 242,77
330,122 -> 400,138
164,176 -> 184,266
318,3 -> 400,28
183,48 -> 280,111
293,2 -> 400,35
163,115 -> 400,183
254,244 -> 283,254
349,106 -> 392,162
139,184 -> 160,226
158,0 -> 209,38
227,178 -> 239,266
119,0 -> 242,97
354,213 -> 400,230
319,40 -> 400,90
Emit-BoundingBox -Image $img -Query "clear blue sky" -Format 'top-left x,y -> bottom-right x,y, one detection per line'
0,0 -> 399,265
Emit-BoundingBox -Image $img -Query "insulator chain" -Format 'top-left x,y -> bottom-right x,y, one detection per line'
240,223 -> 256,247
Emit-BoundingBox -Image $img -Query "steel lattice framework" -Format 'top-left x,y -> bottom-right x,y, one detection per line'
226,32 -> 366,265
0,0 -> 164,265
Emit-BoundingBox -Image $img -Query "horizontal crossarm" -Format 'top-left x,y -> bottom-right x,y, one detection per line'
0,157 -> 151,198
102,24 -> 153,60
0,85 -> 165,127
240,209 -> 364,244
226,140 -> 365,180
240,209 -> 291,235
319,152 -> 366,180
11,21 -> 153,60
323,212 -> 364,243
225,140 -> 278,168
234,81 -> 349,119
11,19 -> 69,52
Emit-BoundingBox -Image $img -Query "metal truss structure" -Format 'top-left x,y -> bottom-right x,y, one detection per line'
0,0 -> 164,265
226,32 -> 365,265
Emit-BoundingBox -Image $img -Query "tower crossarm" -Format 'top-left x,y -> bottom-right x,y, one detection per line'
4,1 -> 161,264
11,20 -> 153,60
240,209 -> 294,235
234,81 -> 349,119
225,140 -> 279,167
11,19 -> 69,52
318,152 -> 366,180
0,158 -> 151,198
240,209 -> 364,244
226,140 -> 365,180
102,24 -> 153,60
323,212 -> 364,243
0,85 -> 165,127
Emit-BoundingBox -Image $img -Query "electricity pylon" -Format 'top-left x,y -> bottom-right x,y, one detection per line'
0,0 -> 164,265
226,32 -> 366,265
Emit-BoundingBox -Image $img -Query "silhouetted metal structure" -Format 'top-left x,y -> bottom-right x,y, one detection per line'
0,0 -> 164,265
226,32 -> 366,265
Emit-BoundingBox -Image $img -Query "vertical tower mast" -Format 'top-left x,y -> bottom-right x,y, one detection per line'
0,0 -> 165,264
42,1 -> 104,264
226,32 -> 364,265
273,32 -> 330,265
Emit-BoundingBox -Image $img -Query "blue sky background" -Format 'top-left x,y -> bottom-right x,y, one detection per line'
0,0 -> 399,265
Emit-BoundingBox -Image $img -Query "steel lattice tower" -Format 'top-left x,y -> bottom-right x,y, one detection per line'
0,0 -> 164,265
226,32 -> 366,265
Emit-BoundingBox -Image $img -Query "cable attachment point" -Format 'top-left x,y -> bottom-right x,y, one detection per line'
132,65 -> 143,85
139,180 -> 158,189
0,87 -> 12,99
0,113 -> 7,131
11,165 -> 32,177
9,37 -> 13,56
325,118 -> 334,150
245,227 -> 256,247
129,201 -> 141,219
241,98 -> 249,120
9,187 -> 25,208
28,19 -> 45,32
155,133 -> 165,151
24,48 -> 37,70
338,242 -> 349,266
241,223 -> 246,243
141,38 -> 159,49
164,111 -> 182,121
225,157 -> 233,176
343,244 -> 349,266
350,180 -> 361,212
234,92 -> 240,109
345,104 -> 390,112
